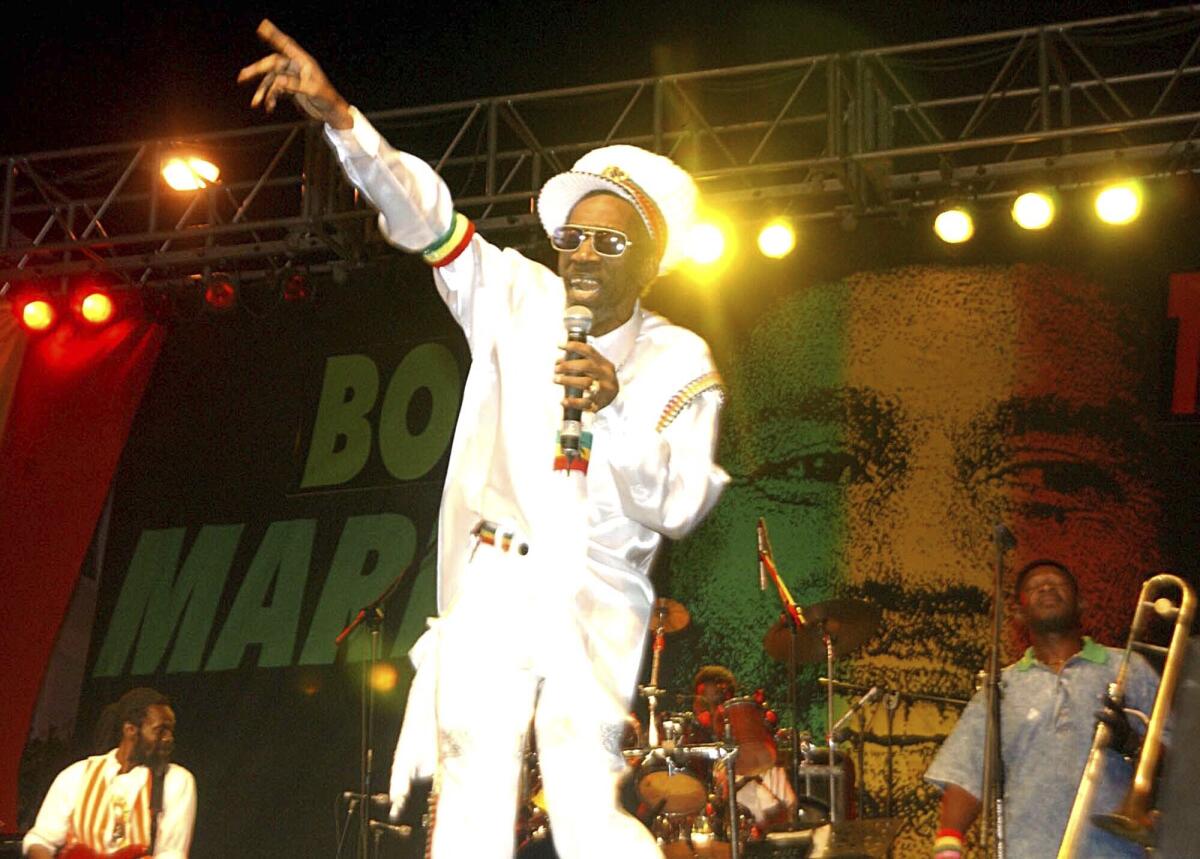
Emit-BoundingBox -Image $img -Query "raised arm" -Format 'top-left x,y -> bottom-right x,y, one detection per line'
237,19 -> 352,128
237,20 -> 551,351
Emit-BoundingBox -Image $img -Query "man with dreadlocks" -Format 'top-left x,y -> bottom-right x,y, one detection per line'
23,688 -> 196,859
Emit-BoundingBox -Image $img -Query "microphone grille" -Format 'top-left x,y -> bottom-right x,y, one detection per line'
564,304 -> 593,334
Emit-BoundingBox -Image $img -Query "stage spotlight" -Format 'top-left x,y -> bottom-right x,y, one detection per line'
686,221 -> 729,266
204,273 -> 238,311
18,296 -> 57,333
161,155 -> 220,191
1094,180 -> 1142,225
1011,191 -> 1056,230
73,285 -> 116,326
281,272 -> 312,303
757,219 -> 796,259
933,205 -> 975,244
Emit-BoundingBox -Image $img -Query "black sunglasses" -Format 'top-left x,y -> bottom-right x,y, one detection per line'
550,225 -> 633,258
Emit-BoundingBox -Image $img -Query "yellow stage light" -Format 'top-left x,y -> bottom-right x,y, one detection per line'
686,221 -> 728,265
1094,181 -> 1142,225
369,663 -> 398,693
757,220 -> 796,259
933,206 -> 974,244
161,155 -> 220,191
1011,191 -> 1056,230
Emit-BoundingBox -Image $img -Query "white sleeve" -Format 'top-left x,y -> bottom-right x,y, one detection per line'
323,108 -> 551,353
605,387 -> 729,540
22,761 -> 85,855
323,107 -> 452,253
152,766 -> 196,859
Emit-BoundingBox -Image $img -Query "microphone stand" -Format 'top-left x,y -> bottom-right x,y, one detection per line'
980,524 -> 1015,858
335,560 -> 419,859
757,541 -> 809,822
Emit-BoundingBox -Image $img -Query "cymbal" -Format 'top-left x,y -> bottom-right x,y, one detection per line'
651,597 -> 690,633
763,598 -> 881,664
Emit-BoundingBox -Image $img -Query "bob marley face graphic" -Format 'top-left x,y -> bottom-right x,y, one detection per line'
665,264 -> 1166,844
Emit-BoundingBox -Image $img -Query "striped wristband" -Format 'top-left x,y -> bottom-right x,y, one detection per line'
933,827 -> 964,858
420,212 -> 475,268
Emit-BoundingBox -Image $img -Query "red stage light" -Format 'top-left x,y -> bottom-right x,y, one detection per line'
281,272 -> 311,303
79,291 -> 115,325
20,299 -> 57,333
204,275 -> 237,310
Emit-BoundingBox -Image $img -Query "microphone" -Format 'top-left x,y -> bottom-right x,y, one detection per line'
829,685 -> 880,741
340,791 -> 393,810
560,305 -> 593,459
757,518 -> 769,591
369,820 -> 414,840
993,522 -> 1016,551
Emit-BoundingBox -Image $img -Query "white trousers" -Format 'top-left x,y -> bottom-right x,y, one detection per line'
427,542 -> 661,859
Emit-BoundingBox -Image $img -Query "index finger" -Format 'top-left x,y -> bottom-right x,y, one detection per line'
237,53 -> 284,84
256,18 -> 308,61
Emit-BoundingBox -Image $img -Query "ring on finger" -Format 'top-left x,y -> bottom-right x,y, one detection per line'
587,379 -> 601,398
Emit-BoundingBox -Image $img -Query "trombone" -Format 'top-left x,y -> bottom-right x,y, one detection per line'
1057,573 -> 1196,858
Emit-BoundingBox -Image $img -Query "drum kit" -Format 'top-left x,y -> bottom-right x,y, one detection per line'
517,591 -> 916,858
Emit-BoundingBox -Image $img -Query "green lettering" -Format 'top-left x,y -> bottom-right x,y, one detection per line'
205,519 -> 315,670
299,514 -> 417,665
92,525 -> 242,677
378,343 -> 461,480
300,354 -> 379,489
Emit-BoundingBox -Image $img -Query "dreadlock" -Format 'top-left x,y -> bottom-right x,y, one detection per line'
92,687 -> 169,753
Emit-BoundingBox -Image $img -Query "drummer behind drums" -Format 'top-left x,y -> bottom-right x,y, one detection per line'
691,666 -> 798,834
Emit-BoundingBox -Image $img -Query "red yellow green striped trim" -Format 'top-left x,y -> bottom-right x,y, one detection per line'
472,519 -> 529,554
421,212 -> 475,268
599,166 -> 667,269
477,522 -> 513,552
656,372 -> 726,432
553,430 -> 593,473
932,828 -> 964,857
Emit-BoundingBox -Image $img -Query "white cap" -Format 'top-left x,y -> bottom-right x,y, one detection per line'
537,144 -> 698,276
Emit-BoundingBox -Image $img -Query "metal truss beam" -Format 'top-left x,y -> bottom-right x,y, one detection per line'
4,4 -> 1200,287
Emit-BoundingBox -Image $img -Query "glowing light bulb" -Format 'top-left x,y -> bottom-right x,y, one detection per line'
933,207 -> 974,244
757,220 -> 797,259
1094,181 -> 1142,225
686,222 -> 727,265
1012,192 -> 1055,230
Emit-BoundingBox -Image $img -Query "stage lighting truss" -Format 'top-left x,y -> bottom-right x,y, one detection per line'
3,5 -> 1200,288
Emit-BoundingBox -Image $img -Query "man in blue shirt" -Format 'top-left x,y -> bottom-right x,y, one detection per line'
924,561 -> 1158,858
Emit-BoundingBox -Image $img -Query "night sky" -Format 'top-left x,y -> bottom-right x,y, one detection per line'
2,0 -> 1183,157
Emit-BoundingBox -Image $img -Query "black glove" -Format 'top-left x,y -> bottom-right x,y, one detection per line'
1095,692 -> 1140,757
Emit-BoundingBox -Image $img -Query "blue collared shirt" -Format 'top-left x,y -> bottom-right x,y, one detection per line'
925,638 -> 1159,858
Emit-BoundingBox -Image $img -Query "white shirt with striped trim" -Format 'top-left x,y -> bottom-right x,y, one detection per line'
23,750 -> 196,858
324,107 -> 730,784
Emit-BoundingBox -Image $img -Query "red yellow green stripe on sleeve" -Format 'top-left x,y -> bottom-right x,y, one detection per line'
421,212 -> 475,268
656,371 -> 726,432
